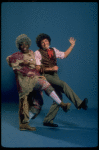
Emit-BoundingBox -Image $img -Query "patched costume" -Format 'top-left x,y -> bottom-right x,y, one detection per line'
6,34 -> 70,130
6,50 -> 45,124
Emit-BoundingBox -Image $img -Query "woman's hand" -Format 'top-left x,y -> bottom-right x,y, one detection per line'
27,71 -> 35,76
20,60 -> 30,66
39,76 -> 46,80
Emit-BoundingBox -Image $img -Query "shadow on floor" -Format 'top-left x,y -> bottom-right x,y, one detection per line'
34,126 -> 97,147
1,103 -> 98,147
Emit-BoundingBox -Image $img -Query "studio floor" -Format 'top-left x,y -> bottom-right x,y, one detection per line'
1,102 -> 98,148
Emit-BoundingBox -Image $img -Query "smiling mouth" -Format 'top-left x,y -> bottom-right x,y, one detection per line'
23,48 -> 27,51
44,45 -> 49,48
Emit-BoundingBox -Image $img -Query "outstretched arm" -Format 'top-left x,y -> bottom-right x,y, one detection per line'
36,65 -> 58,72
64,37 -> 76,58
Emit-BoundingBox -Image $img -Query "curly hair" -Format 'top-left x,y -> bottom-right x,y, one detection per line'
36,33 -> 51,48
15,34 -> 31,50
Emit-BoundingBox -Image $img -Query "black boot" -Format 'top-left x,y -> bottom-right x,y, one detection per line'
43,122 -> 58,127
78,98 -> 88,110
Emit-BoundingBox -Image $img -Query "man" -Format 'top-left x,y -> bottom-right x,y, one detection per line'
35,33 -> 88,127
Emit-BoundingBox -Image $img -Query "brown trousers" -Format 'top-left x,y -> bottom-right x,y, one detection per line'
43,72 -> 82,123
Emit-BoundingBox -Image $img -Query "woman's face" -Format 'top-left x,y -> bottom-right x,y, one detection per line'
19,41 -> 29,53
41,39 -> 50,50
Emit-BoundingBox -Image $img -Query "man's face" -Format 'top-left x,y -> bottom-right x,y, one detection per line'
41,39 -> 50,50
19,41 -> 29,53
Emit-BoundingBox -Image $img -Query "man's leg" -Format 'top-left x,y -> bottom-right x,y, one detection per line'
44,72 -> 82,109
43,73 -> 63,125
33,77 -> 71,127
43,88 -> 62,124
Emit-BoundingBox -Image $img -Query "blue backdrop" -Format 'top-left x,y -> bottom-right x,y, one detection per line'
1,2 -> 98,108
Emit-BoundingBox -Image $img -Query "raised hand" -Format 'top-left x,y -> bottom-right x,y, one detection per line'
69,37 -> 76,46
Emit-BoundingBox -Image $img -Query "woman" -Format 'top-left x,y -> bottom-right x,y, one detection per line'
6,34 -> 71,131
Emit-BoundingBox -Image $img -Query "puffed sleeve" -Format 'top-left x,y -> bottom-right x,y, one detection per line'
6,55 -> 12,67
53,47 -> 65,59
34,50 -> 42,65
6,52 -> 23,70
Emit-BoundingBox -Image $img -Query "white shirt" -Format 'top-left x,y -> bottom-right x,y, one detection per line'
35,47 -> 65,65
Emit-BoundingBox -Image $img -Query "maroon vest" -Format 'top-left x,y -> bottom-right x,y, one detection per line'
38,48 -> 57,69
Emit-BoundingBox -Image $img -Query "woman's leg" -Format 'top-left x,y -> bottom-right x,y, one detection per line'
28,90 -> 43,120
34,78 -> 71,111
19,95 -> 36,131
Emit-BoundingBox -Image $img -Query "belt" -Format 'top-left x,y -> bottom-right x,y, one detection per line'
44,71 -> 57,75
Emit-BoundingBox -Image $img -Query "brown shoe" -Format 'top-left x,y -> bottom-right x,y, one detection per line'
60,102 -> 71,112
20,123 -> 36,131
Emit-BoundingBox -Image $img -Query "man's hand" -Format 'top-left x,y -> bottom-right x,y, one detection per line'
69,37 -> 76,46
36,65 -> 58,72
52,66 -> 59,71
44,66 -> 58,72
64,37 -> 76,58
